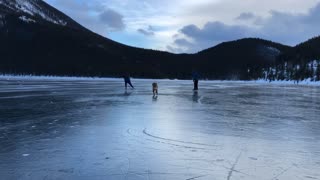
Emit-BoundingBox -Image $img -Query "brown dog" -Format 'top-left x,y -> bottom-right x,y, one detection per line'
152,82 -> 158,96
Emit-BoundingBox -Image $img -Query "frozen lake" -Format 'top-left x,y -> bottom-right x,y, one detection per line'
0,78 -> 320,180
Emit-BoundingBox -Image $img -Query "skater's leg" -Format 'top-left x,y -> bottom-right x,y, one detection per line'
128,81 -> 134,89
194,80 -> 199,90
196,80 -> 198,90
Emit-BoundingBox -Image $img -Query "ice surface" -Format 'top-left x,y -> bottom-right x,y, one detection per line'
0,78 -> 320,180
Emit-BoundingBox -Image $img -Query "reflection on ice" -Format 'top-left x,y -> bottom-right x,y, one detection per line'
0,78 -> 320,180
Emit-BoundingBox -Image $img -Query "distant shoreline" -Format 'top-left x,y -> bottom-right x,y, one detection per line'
1,74 -> 319,86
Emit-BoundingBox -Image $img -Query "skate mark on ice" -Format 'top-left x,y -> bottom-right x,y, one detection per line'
168,160 -> 250,178
227,151 -> 242,180
304,176 -> 318,179
108,171 -> 185,177
127,128 -> 208,150
186,174 -> 207,180
143,129 -> 218,148
270,165 -> 294,180
145,138 -> 207,150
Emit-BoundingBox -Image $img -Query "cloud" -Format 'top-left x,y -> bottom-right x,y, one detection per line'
256,3 -> 320,43
180,22 -> 249,42
169,22 -> 250,52
137,26 -> 155,36
236,12 -> 256,20
169,2 -> 320,53
45,0 -> 320,53
166,45 -> 185,54
137,29 -> 154,36
99,9 -> 125,31
44,0 -> 125,34
174,38 -> 193,47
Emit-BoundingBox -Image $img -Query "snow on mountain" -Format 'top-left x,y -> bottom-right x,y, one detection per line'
0,0 -> 78,27
0,13 -> 4,27
18,0 -> 66,25
266,46 -> 281,55
19,15 -> 35,23
256,45 -> 282,62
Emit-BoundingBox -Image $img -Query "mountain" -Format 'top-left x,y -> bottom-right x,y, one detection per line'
0,0 -> 82,29
261,36 -> 320,82
278,36 -> 320,64
0,0 -> 297,80
0,0 -> 194,78
195,38 -> 291,79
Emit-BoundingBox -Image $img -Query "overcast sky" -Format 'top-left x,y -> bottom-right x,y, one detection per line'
44,0 -> 320,53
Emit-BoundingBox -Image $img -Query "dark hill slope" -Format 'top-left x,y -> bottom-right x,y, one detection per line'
278,36 -> 320,64
195,38 -> 292,79
0,0 -> 83,29
0,0 -> 293,80
0,0 -> 193,78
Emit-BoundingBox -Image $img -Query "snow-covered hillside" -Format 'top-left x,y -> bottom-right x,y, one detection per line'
0,0 -> 81,28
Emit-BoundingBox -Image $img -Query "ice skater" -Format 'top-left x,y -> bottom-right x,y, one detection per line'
123,73 -> 134,89
192,71 -> 200,90
152,82 -> 158,96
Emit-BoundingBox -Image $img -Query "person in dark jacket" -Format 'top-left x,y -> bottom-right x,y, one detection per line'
124,74 -> 134,89
192,71 -> 199,90
152,82 -> 158,96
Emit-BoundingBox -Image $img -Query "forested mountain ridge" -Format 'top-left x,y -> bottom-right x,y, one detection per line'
195,38 -> 292,79
261,36 -> 320,82
0,0 -> 319,81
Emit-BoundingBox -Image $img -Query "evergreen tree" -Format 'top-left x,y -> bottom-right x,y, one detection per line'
278,64 -> 285,80
293,64 -> 300,83
316,62 -> 320,81
310,62 -> 315,81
